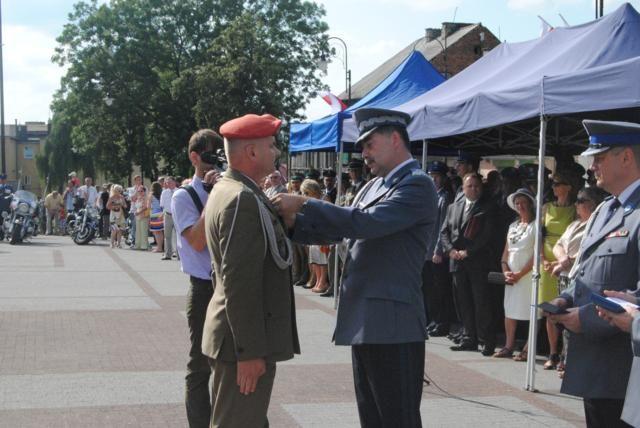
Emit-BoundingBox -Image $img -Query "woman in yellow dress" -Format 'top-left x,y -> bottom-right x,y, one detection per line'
540,169 -> 578,369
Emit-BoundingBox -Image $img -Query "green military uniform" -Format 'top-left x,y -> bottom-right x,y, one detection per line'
202,168 -> 300,427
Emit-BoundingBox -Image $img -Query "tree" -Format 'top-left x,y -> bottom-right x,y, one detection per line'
43,0 -> 329,183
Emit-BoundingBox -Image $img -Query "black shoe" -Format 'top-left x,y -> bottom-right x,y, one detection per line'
319,288 -> 334,297
447,333 -> 463,344
302,283 -> 314,289
161,256 -> 171,260
481,344 -> 496,357
429,326 -> 450,337
450,342 -> 478,352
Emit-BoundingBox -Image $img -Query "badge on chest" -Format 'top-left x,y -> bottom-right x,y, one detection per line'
606,229 -> 629,239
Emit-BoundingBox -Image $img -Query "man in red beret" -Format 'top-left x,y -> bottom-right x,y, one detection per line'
201,113 -> 300,427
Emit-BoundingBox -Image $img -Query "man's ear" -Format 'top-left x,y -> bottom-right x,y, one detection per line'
188,151 -> 199,166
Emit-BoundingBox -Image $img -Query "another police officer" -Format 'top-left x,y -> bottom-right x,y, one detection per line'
548,120 -> 640,428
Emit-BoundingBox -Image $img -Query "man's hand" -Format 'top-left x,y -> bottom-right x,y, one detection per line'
597,307 -> 636,333
237,358 -> 266,395
548,307 -> 582,333
203,170 -> 222,187
271,194 -> 308,218
448,249 -> 460,260
458,250 -> 468,260
603,289 -> 638,304
432,254 -> 443,264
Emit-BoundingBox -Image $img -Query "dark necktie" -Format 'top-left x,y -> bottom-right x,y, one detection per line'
601,198 -> 621,229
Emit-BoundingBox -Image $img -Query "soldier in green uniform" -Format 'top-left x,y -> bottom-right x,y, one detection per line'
202,113 -> 300,427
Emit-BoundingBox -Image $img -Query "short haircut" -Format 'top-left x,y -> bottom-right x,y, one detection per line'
375,125 -> 411,150
300,179 -> 322,198
627,145 -> 640,169
188,129 -> 223,154
463,172 -> 483,184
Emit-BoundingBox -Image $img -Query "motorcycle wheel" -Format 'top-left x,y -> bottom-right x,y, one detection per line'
73,226 -> 95,245
9,226 -> 21,245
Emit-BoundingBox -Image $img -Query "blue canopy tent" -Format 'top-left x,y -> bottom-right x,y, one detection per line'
289,50 -> 445,153
342,2 -> 640,391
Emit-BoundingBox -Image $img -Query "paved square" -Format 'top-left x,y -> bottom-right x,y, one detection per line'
0,236 -> 585,427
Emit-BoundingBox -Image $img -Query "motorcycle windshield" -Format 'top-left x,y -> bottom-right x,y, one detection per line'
14,190 -> 37,203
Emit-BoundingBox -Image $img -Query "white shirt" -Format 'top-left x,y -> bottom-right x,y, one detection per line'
160,188 -> 175,213
78,185 -> 99,207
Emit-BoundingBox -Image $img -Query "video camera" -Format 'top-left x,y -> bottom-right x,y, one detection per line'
200,149 -> 228,172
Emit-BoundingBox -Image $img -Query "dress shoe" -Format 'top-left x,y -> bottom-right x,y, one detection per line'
302,283 -> 315,289
161,256 -> 171,260
429,326 -> 449,337
450,342 -> 478,352
481,344 -> 496,357
447,332 -> 462,344
319,288 -> 334,297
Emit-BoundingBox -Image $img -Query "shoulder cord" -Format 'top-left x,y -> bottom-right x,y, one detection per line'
254,194 -> 292,269
220,192 -> 292,269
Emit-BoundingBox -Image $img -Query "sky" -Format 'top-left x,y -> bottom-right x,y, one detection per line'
1,0 -> 637,124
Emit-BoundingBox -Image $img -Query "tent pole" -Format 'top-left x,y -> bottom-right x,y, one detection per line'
422,139 -> 428,170
334,142 -> 344,310
526,114 -> 547,392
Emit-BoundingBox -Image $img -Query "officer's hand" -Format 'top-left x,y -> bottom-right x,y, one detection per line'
237,358 -> 266,395
203,170 -> 221,187
271,194 -> 308,216
448,249 -> 459,260
549,307 -> 581,333
603,290 -> 637,304
596,306 -> 636,332
432,254 -> 443,264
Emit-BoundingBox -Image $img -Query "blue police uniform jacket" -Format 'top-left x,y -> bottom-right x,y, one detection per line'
560,186 -> 640,399
293,160 -> 438,345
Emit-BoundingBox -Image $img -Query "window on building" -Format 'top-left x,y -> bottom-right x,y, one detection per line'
23,175 -> 31,186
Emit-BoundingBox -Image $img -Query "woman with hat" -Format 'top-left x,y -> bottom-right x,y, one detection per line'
495,188 -> 537,359
539,169 -> 579,368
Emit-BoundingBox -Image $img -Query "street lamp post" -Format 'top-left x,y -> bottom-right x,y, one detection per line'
427,31 -> 448,79
328,36 -> 351,104
327,35 -> 350,309
0,0 -> 6,175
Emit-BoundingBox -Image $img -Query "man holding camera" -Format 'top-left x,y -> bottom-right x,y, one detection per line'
171,129 -> 224,428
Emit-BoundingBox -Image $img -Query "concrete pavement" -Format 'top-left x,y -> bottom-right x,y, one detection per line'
0,235 -> 585,427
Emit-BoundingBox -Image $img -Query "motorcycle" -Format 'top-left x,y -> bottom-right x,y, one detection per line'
2,190 -> 39,244
70,204 -> 99,245
0,187 -> 13,240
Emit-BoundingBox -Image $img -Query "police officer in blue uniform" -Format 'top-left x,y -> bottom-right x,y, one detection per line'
548,120 -> 640,428
273,108 -> 438,428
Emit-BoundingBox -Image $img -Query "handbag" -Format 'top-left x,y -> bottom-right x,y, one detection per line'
487,271 -> 506,285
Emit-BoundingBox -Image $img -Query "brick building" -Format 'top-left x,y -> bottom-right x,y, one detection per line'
291,22 -> 500,171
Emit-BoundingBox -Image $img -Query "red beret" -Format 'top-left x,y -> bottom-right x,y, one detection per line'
219,114 -> 282,139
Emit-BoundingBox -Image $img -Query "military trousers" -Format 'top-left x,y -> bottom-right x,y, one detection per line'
422,260 -> 455,329
208,358 -> 276,428
291,243 -> 309,285
186,276 -> 214,428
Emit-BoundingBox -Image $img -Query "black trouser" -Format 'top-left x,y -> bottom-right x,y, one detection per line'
422,260 -> 455,329
452,266 -> 495,347
352,342 -> 425,428
584,398 -> 631,428
186,276 -> 214,428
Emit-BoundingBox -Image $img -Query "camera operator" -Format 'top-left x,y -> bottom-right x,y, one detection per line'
171,129 -> 224,428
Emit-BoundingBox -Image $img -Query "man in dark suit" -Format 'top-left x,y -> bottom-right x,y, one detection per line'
273,108 -> 437,428
424,161 -> 455,336
440,173 -> 497,356
344,158 -> 367,207
548,120 -> 640,428
322,169 -> 337,203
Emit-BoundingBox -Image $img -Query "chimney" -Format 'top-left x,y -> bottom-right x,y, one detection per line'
424,28 -> 441,42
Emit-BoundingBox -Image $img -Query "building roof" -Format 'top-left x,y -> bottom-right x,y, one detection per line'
341,24 -> 480,101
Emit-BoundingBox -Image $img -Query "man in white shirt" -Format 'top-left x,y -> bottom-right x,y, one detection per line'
160,176 -> 177,260
77,177 -> 99,208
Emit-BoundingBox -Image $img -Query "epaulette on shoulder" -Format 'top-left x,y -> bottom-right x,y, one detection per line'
411,169 -> 428,177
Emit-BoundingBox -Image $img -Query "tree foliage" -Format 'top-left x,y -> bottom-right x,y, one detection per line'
42,0 -> 329,187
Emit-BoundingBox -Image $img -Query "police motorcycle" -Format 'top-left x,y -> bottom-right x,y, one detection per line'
2,190 -> 39,244
0,186 -> 13,240
69,198 -> 100,245
64,195 -> 85,235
